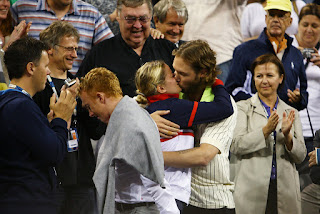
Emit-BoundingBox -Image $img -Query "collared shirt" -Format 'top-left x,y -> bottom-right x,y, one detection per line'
187,87 -> 237,209
259,96 -> 279,180
11,0 -> 114,74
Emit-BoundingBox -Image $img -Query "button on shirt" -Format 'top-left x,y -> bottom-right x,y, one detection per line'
259,97 -> 279,180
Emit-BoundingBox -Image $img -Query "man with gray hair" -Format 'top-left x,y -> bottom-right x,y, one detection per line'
153,0 -> 188,47
33,21 -> 95,214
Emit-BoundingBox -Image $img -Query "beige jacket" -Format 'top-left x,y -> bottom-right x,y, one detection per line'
231,94 -> 306,214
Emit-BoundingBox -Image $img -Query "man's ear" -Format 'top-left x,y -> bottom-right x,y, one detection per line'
199,69 -> 208,78
154,16 -> 160,28
279,74 -> 284,85
26,62 -> 34,76
156,84 -> 166,94
288,17 -> 293,26
47,48 -> 54,56
96,92 -> 106,104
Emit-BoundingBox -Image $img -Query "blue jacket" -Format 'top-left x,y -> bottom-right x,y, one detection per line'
225,29 -> 308,111
0,90 -> 68,214
146,85 -> 234,128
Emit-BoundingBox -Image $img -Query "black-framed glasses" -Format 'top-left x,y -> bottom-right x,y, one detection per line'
124,15 -> 150,24
56,44 -> 79,52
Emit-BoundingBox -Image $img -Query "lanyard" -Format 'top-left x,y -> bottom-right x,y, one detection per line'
8,84 -> 32,98
47,75 -> 59,100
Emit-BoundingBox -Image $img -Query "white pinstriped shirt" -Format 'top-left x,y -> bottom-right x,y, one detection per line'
189,97 -> 237,209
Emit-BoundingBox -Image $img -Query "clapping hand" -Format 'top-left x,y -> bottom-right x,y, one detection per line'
262,110 -> 279,138
308,149 -> 318,167
281,110 -> 295,137
287,88 -> 301,104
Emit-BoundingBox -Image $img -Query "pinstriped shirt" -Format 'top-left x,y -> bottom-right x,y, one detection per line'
11,0 -> 114,74
189,96 -> 237,209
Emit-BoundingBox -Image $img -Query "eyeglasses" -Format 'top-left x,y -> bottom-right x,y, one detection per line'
124,15 -> 150,24
56,44 -> 79,52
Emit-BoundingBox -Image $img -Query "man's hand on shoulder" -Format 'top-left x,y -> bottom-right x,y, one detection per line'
150,28 -> 164,40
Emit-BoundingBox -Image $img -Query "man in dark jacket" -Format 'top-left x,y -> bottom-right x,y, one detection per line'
0,37 -> 76,214
225,0 -> 308,111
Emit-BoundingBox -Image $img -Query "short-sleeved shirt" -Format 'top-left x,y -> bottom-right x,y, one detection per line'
11,0 -> 114,74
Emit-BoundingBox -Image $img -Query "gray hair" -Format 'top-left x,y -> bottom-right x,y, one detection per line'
117,0 -> 153,15
153,0 -> 188,23
39,21 -> 79,48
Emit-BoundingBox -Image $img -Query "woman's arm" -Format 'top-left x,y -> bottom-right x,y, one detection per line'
281,109 -> 306,164
149,84 -> 233,129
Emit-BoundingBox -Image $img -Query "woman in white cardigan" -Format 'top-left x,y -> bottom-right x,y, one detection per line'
231,53 -> 306,214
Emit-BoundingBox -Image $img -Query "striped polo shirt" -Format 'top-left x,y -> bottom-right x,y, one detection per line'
11,0 -> 114,74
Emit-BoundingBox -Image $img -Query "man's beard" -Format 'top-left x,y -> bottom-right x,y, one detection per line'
181,77 -> 204,95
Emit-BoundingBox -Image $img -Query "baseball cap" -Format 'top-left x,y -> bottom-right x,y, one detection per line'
264,0 -> 292,12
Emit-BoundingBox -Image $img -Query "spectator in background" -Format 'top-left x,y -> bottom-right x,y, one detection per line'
291,3 -> 320,213
305,129 -> 320,214
180,0 -> 247,83
226,0 -> 308,111
231,54 -> 306,214
11,0 -> 114,74
0,37 -> 77,214
293,3 -> 320,157
82,0 -> 119,35
153,0 -> 188,47
32,21 -> 97,214
241,0 -> 306,41
0,0 -> 30,88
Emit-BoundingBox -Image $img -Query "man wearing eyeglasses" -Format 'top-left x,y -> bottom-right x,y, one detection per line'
225,0 -> 308,111
32,21 -> 95,214
77,0 -> 175,97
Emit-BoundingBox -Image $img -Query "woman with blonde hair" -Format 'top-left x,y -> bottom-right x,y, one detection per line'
135,60 -> 233,212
